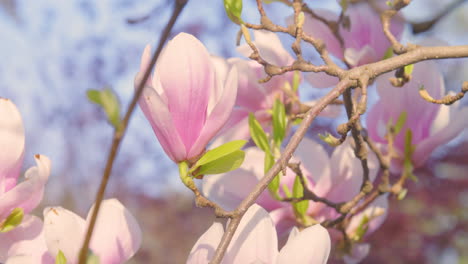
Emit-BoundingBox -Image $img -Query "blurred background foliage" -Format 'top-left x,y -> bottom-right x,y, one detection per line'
0,0 -> 467,263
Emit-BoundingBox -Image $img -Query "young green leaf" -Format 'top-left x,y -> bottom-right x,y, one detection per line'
404,64 -> 414,75
393,111 -> 407,135
194,150 -> 245,176
403,129 -> 418,182
87,88 -> 121,128
382,47 -> 393,60
0,208 -> 24,233
272,99 -> 287,146
249,113 -> 270,153
292,71 -> 300,92
224,0 -> 243,24
318,133 -> 341,147
397,188 -> 408,200
268,173 -> 281,198
353,215 -> 370,241
194,140 -> 247,168
86,251 -> 100,264
55,250 -> 67,264
282,184 -> 292,198
292,175 -> 309,217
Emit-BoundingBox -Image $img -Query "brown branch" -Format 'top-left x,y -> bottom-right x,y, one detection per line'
209,77 -> 355,264
77,1 -> 188,263
283,163 -> 340,209
419,81 -> 468,105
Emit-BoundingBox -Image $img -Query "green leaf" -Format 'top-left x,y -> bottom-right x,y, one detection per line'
318,133 -> 341,147
339,0 -> 348,12
268,172 -> 281,198
292,71 -> 300,92
393,111 -> 407,135
194,140 -> 247,168
382,47 -> 393,60
55,250 -> 67,264
0,208 -> 24,233
249,113 -> 270,153
397,188 -> 408,200
403,129 -> 418,182
272,99 -> 287,146
194,150 -> 245,176
292,175 -> 309,217
282,184 -> 292,198
86,251 -> 100,264
404,64 -> 414,75
87,88 -> 121,128
224,0 -> 243,24
353,215 -> 370,241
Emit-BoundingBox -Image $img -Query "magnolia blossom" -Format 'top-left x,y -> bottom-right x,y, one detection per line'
5,199 -> 142,264
211,30 -> 297,145
203,138 -> 387,262
302,3 -> 404,88
0,98 -> 50,226
136,33 -> 238,162
187,204 -> 330,264
366,61 -> 468,170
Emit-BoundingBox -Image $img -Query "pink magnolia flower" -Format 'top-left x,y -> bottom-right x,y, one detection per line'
4,199 -> 142,264
187,204 -> 330,264
203,138 -> 387,262
0,98 -> 50,223
366,61 -> 468,170
136,33 -> 238,162
211,30 -> 297,144
302,3 -> 404,88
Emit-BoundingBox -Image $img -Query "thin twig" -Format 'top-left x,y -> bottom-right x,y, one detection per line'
77,1 -> 188,263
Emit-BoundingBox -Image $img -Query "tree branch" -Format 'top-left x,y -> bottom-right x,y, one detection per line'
77,1 -> 188,263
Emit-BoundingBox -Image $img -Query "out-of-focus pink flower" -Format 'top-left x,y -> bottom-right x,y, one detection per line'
1,215 -> 53,264
187,204 -> 330,264
211,30 -> 297,145
366,61 -> 468,170
203,138 -> 386,262
136,33 -> 238,162
4,199 -> 141,264
0,98 -> 50,221
302,3 -> 404,88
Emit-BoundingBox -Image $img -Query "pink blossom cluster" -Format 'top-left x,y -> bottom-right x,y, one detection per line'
0,99 -> 142,264
135,2 -> 466,263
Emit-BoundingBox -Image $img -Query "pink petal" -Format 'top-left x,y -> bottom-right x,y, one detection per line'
343,243 -> 370,264
156,33 -> 214,152
294,138 -> 330,193
326,139 -> 378,203
414,106 -> 468,167
302,10 -> 343,60
138,83 -> 186,162
343,45 -> 376,67
87,199 -> 142,264
210,110 -> 270,148
346,195 -> 388,237
202,147 -> 281,211
223,204 -> 278,264
43,206 -> 86,262
230,59 -> 269,111
0,155 -> 50,219
372,61 -> 444,151
277,224 -> 331,264
0,98 -> 25,194
186,222 -> 224,264
238,30 -> 293,67
269,207 -> 296,245
3,215 -> 53,264
188,67 -> 238,159
305,71 -> 339,89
